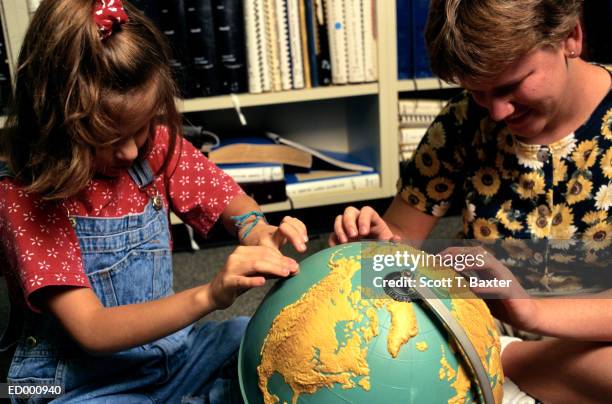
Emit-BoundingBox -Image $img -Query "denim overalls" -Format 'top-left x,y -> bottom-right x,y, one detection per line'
0,160 -> 247,403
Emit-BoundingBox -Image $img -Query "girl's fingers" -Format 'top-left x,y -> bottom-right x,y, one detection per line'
234,275 -> 266,290
249,255 -> 298,277
276,217 -> 307,252
282,216 -> 308,243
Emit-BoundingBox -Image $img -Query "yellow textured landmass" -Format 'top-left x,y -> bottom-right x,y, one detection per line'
257,253 -> 419,404
257,256 -> 368,404
416,341 -> 428,351
358,377 -> 371,390
450,299 -> 504,404
385,301 -> 418,358
439,347 -> 457,381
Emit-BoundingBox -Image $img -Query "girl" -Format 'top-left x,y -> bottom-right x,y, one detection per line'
331,0 -> 612,402
0,0 -> 308,402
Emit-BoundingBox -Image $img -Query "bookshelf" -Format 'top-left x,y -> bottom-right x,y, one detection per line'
0,1 -> 467,218
398,79 -> 459,92
179,83 -> 379,112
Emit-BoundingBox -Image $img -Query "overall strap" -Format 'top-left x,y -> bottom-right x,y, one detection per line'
0,161 -> 19,351
128,159 -> 155,188
0,304 -> 21,352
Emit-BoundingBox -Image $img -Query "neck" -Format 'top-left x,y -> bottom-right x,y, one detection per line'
520,60 -> 611,145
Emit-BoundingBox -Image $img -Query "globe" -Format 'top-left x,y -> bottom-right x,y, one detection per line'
239,242 -> 504,404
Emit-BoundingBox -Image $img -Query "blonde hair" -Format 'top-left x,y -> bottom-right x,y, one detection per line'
425,0 -> 582,83
0,0 -> 181,200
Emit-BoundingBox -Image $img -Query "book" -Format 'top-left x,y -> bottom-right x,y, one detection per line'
0,21 -> 10,115
298,0 -> 312,88
314,0 -> 332,85
244,0 -> 269,93
396,0 -> 413,79
240,180 -> 288,204
130,0 -> 163,26
208,137 -> 313,168
399,127 -> 426,161
325,0 -> 349,84
218,162 -> 284,183
398,99 -> 443,161
399,99 -> 444,126
287,0 -> 305,89
266,132 -> 374,172
411,0 -> 433,78
345,0 -> 365,83
285,171 -> 379,197
274,0 -> 293,90
185,0 -> 222,97
303,0 -> 320,87
361,0 -> 378,82
159,0 -> 192,97
214,0 -> 248,93
264,0 -> 282,91
294,170 -> 360,180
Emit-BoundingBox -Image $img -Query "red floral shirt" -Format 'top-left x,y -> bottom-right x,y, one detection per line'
0,127 -> 243,311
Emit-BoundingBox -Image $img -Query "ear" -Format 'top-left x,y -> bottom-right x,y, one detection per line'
562,22 -> 583,58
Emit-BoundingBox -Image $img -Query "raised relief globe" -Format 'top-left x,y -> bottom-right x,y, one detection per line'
239,242 -> 504,404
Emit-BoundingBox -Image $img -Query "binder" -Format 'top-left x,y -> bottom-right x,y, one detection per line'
185,0 -> 222,97
345,0 -> 365,83
396,0 -> 413,79
362,0 -> 378,82
214,0 -> 248,93
411,0 -> 433,78
326,0 -> 349,84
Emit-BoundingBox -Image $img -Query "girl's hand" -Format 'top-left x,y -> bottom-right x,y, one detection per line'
439,246 -> 540,333
328,206 -> 401,246
246,216 -> 309,253
209,245 -> 299,310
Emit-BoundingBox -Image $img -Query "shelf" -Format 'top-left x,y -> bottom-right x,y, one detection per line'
397,78 -> 459,92
169,186 -> 393,225
289,187 -> 393,210
178,83 -> 379,113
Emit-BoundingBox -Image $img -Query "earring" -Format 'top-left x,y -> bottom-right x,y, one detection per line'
569,50 -> 576,57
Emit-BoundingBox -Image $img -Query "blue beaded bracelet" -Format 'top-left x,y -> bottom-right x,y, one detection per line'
231,211 -> 267,240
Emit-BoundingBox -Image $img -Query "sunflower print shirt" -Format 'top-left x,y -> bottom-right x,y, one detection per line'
398,82 -> 612,293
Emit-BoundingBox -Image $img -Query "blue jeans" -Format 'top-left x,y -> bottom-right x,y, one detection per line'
5,161 -> 247,403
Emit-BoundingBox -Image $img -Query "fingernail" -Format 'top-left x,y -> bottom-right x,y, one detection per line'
283,268 -> 290,276
300,243 -> 306,251
303,235 -> 309,243
349,228 -> 357,237
360,226 -> 367,234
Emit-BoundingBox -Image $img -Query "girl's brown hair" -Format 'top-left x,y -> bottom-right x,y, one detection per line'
425,0 -> 583,83
0,0 -> 181,200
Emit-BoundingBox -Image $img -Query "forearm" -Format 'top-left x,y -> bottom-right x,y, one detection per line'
220,193 -> 266,244
530,293 -> 612,341
45,284 -> 218,354
383,195 -> 438,243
